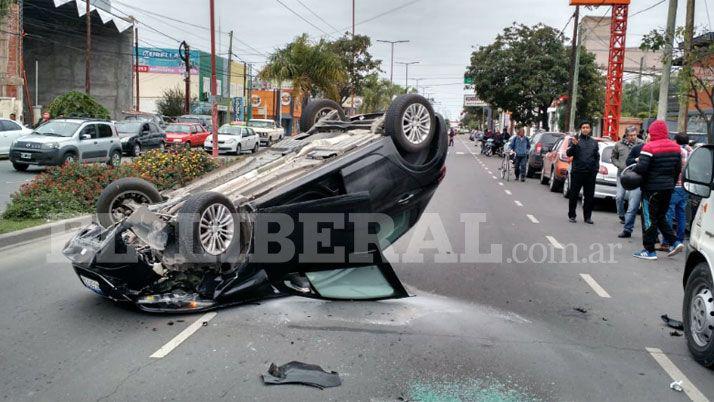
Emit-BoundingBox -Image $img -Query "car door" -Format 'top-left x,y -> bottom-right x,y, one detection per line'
0,120 -> 22,154
95,123 -> 117,161
252,192 -> 409,301
138,123 -> 152,149
149,123 -> 164,148
78,124 -> 102,161
544,138 -> 562,175
247,128 -> 258,149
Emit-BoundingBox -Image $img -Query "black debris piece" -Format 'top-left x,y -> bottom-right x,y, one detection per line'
167,321 -> 174,326
202,321 -> 208,327
261,361 -> 342,389
574,307 -> 588,314
670,331 -> 683,337
661,314 -> 684,331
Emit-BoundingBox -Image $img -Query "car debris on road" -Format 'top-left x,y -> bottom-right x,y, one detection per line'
261,361 -> 342,389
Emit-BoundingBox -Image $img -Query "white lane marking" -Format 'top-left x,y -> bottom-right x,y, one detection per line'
150,312 -> 217,358
646,347 -> 709,402
498,182 -> 504,186
546,235 -> 564,250
514,201 -> 523,207
504,190 -> 512,195
456,151 -> 465,155
492,175 -> 497,180
527,214 -> 540,224
579,274 -> 611,298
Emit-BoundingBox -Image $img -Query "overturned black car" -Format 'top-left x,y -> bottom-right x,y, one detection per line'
63,94 -> 448,313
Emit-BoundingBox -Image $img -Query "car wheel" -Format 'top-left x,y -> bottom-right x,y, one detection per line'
159,142 -> 166,152
176,192 -> 242,263
108,150 -> 122,167
540,166 -> 549,185
252,143 -> 259,153
12,162 -> 28,172
562,174 -> 570,198
95,177 -> 163,228
184,142 -> 192,149
62,153 -> 77,165
684,262 -> 714,368
300,99 -> 346,132
236,144 -> 241,155
133,143 -> 141,157
385,94 -> 436,154
549,169 -> 562,193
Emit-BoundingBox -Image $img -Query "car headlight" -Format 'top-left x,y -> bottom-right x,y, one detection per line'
120,136 -> 131,143
42,142 -> 60,150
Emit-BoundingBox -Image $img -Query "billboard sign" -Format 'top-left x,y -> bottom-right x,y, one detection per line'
569,0 -> 629,4
137,48 -> 200,75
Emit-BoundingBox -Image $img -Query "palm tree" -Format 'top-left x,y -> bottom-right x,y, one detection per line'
359,73 -> 405,113
259,34 -> 346,103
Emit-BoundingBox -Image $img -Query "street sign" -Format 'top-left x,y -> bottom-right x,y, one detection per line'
464,76 -> 474,85
464,94 -> 486,107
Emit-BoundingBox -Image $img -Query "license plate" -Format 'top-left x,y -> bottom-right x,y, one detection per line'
20,152 -> 31,159
80,276 -> 103,295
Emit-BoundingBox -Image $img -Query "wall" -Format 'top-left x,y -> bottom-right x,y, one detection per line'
0,3 -> 23,118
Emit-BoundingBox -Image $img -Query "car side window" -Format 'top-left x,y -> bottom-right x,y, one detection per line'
1,120 -> 21,131
81,124 -> 98,139
150,123 -> 160,133
249,129 -> 256,136
97,124 -> 114,138
192,126 -> 198,134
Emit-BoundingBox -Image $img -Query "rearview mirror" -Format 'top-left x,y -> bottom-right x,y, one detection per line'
684,146 -> 714,198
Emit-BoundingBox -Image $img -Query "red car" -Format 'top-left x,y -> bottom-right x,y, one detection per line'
164,123 -> 210,148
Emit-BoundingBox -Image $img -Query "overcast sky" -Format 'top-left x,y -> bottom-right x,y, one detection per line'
116,0 -> 713,119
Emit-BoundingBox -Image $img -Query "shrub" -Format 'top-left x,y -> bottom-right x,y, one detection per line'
46,91 -> 111,120
156,87 -> 185,117
3,149 -> 218,221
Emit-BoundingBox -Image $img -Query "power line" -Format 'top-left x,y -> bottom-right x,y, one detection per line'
295,0 -> 341,33
325,0 -> 423,36
630,0 -> 667,17
274,0 -> 331,36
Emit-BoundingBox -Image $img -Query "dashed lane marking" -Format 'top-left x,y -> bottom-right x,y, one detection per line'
498,182 -> 504,186
579,274 -> 611,298
504,190 -> 512,195
492,175 -> 497,180
150,312 -> 217,358
546,235 -> 564,250
514,201 -> 523,207
456,151 -> 465,155
527,214 -> 540,224
646,348 -> 708,402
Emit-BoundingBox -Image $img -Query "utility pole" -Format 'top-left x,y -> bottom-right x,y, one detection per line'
377,39 -> 409,84
350,0 -> 356,115
247,64 -> 253,121
564,6 -> 579,132
180,41 -> 191,114
657,0 -> 678,120
134,26 -> 140,112
209,0 -> 218,158
677,0 -> 695,133
85,0 -> 91,95
227,30 -> 234,119
242,61 -> 247,120
568,21 -> 583,133
636,55 -> 644,114
397,61 -> 419,93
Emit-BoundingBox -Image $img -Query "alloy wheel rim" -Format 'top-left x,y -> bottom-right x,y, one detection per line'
109,191 -> 151,223
112,153 -> 121,166
313,107 -> 336,124
199,203 -> 235,256
134,144 -> 140,155
691,286 -> 714,347
402,104 -> 431,145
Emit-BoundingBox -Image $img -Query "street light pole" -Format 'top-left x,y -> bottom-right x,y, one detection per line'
377,39 -> 409,84
85,0 -> 91,95
209,0 -> 218,158
657,0 -> 678,120
397,61 -> 419,93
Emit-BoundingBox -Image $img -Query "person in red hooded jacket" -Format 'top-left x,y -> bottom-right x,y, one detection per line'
632,120 -> 683,260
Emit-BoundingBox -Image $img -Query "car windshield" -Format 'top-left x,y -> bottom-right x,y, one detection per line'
116,122 -> 142,134
247,121 -> 273,129
218,125 -> 242,136
177,117 -> 201,124
166,124 -> 192,133
540,133 -> 563,147
33,121 -> 80,137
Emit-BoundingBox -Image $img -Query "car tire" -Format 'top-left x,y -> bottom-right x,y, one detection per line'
133,143 -> 141,157
159,142 -> 166,152
95,177 -> 163,228
562,174 -> 570,198
184,142 -> 192,149
385,94 -> 436,154
62,153 -> 77,165
176,192 -> 241,264
300,99 -> 346,132
108,150 -> 122,167
549,169 -> 563,193
236,144 -> 241,155
12,162 -> 28,172
684,262 -> 714,368
252,143 -> 259,153
540,166 -> 549,185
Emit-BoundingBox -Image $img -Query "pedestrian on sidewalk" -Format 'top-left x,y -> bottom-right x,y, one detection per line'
567,121 -> 599,224
632,120 -> 683,260
662,133 -> 692,248
34,111 -> 50,128
612,126 -> 643,235
509,128 -> 530,182
448,128 -> 456,147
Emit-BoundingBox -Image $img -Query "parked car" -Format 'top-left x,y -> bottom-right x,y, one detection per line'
62,94 -> 446,313
540,134 -> 573,192
165,123 -> 210,148
204,124 -> 260,154
9,119 -> 122,171
679,145 -> 714,367
116,120 -> 166,156
247,119 -> 284,146
177,114 -> 213,131
123,112 -> 167,128
562,140 -> 617,200
0,118 -> 33,156
525,132 -> 564,178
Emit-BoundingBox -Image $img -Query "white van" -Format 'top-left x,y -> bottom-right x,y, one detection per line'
681,145 -> 714,367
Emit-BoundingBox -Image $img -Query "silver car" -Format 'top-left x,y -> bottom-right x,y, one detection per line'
562,140 -> 618,200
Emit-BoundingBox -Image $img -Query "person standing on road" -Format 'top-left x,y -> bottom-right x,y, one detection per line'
662,133 -> 692,248
449,128 -> 456,147
612,126 -> 643,237
632,120 -> 683,260
509,128 -> 530,182
566,121 -> 599,224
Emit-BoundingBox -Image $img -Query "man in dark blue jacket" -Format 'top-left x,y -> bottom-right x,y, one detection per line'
566,121 -> 600,224
632,120 -> 682,260
509,128 -> 530,181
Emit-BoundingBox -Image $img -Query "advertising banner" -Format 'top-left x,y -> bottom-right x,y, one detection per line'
137,48 -> 200,75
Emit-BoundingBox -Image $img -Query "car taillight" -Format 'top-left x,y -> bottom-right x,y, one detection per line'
599,165 -> 608,175
536,143 -> 542,154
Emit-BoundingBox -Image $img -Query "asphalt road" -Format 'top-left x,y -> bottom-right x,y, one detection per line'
0,136 -> 711,401
0,160 -> 43,211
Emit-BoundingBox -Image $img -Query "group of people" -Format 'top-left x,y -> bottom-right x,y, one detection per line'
567,119 -> 691,261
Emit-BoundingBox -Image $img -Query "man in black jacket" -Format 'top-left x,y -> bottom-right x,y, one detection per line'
566,121 -> 600,224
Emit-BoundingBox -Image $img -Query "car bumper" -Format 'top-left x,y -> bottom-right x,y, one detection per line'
9,148 -> 62,165
594,181 -> 617,199
204,145 -> 234,153
529,155 -> 543,169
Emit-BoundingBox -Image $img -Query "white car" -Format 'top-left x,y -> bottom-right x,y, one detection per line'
681,145 -> 714,368
204,124 -> 260,155
247,119 -> 284,146
0,118 -> 33,156
562,140 -> 618,200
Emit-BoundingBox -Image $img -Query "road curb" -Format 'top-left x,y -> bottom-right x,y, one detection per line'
0,214 -> 92,249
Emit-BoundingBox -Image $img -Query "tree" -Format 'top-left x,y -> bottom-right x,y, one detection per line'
466,23 -> 602,130
46,91 -> 110,119
358,73 -> 405,113
156,87 -> 184,117
327,34 -> 382,105
259,34 -> 346,103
